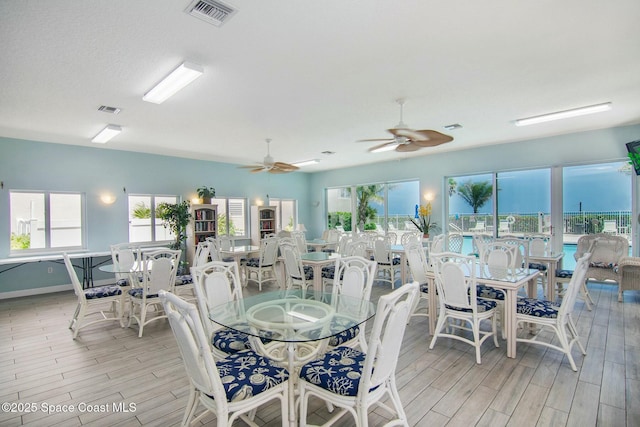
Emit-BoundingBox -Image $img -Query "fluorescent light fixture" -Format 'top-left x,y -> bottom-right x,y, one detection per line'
142,61 -> 204,104
91,124 -> 122,143
514,102 -> 612,126
371,142 -> 400,153
291,159 -> 320,167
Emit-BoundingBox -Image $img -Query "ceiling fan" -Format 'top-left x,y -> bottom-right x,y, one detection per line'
358,99 -> 454,153
238,139 -> 299,174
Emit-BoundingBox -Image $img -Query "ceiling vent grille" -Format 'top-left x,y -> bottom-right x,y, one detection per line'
185,0 -> 237,27
98,105 -> 121,114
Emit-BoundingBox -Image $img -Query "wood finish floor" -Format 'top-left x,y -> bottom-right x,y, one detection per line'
1,279 -> 639,427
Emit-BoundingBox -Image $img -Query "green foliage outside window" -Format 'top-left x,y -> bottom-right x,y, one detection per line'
132,202 -> 151,219
11,233 -> 30,250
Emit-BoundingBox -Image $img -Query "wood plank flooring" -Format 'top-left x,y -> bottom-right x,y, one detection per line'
1,279 -> 639,426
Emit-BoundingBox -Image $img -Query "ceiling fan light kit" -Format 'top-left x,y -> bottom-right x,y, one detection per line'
359,99 -> 453,153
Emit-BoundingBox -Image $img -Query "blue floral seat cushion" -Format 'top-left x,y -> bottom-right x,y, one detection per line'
326,315 -> 361,346
212,329 -> 252,353
321,265 -> 335,279
420,284 -> 429,293
529,262 -> 548,271
375,257 -> 402,266
476,284 -> 505,300
555,269 -> 573,278
299,346 -> 374,397
589,261 -> 616,269
116,278 -> 129,287
128,287 -> 158,298
516,297 -> 560,318
292,265 -> 314,281
244,258 -> 273,268
445,298 -> 496,313
175,274 -> 193,286
211,350 -> 289,402
84,285 -> 122,299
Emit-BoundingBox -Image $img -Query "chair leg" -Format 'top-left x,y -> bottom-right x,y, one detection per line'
69,303 -> 81,329
582,281 -> 594,310
182,386 -> 199,426
72,305 -> 86,339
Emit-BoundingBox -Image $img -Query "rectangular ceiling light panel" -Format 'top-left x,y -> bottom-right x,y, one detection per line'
515,102 -> 612,126
92,124 -> 122,144
142,62 -> 204,104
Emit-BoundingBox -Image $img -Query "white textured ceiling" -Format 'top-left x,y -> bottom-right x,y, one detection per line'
1,0 -> 639,172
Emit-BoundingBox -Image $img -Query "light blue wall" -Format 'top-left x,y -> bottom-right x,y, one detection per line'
1,124 -> 639,294
0,137 -> 311,293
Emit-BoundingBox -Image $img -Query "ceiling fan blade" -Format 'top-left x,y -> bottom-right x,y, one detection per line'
368,141 -> 399,153
395,142 -> 421,152
238,164 -> 264,169
273,162 -> 299,172
250,166 -> 267,173
410,130 -> 454,147
356,138 -> 395,143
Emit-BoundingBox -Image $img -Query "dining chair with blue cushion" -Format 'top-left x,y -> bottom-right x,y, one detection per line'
429,252 -> 499,364
159,290 -> 289,427
516,252 -> 591,371
280,238 -> 314,295
64,253 -> 123,339
244,236 -> 279,290
298,282 -> 419,427
191,260 -> 254,358
404,241 -> 432,324
327,255 -> 377,350
127,249 -> 180,337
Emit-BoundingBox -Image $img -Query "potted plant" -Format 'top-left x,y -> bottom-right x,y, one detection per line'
157,201 -> 192,251
197,186 -> 216,204
408,202 -> 439,238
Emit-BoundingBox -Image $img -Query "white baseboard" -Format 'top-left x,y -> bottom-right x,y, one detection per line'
0,278 -> 114,300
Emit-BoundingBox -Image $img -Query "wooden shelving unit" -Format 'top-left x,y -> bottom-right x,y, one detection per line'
187,204 -> 217,267
251,205 -> 277,246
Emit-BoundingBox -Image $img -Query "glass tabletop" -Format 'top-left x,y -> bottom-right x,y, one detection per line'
209,290 -> 376,343
300,252 -> 341,262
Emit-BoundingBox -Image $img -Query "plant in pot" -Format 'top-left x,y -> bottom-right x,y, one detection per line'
157,201 -> 192,272
197,186 -> 216,204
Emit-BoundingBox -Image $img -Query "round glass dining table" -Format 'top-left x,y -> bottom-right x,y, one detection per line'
208,289 -> 376,427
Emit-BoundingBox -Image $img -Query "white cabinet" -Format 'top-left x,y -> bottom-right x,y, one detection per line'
251,206 -> 277,246
187,204 -> 217,267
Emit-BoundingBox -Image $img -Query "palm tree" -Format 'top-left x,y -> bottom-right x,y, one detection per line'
457,180 -> 492,213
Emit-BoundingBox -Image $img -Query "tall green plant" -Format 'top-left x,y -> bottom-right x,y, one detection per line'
156,201 -> 192,250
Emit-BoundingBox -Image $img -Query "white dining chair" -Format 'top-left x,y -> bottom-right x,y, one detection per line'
159,290 -> 289,427
244,236 -> 279,290
515,253 -> 591,371
404,241 -> 432,323
297,282 -> 419,427
279,238 -> 314,295
327,255 -> 377,350
429,252 -> 499,364
127,249 -> 180,337
191,260 -> 252,358
64,253 -> 123,338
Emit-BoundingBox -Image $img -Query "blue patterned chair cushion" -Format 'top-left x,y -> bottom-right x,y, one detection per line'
328,325 -> 360,347
321,248 -> 336,253
212,329 -> 252,353
529,262 -> 548,271
516,297 -> 560,318
212,350 -> 289,402
175,274 -> 193,286
116,278 -> 129,287
244,258 -> 273,268
476,284 -> 505,300
84,285 -> 122,299
376,257 -> 402,266
299,346 -> 373,397
445,298 -> 496,313
420,284 -> 429,293
555,269 -> 573,278
128,287 -> 158,298
589,261 -> 616,269
321,265 -> 335,279
292,265 -> 314,281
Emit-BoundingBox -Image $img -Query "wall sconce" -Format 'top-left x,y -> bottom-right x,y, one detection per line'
191,197 -> 201,204
100,193 -> 117,205
297,223 -> 307,232
424,192 -> 434,202
256,198 -> 264,206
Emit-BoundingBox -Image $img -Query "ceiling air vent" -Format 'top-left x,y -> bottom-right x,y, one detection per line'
185,0 -> 237,27
98,105 -> 121,114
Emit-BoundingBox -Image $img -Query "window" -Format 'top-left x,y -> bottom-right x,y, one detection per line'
10,191 -> 84,253
212,197 -> 248,237
448,173 -> 494,233
326,180 -> 419,233
128,195 -> 177,243
269,199 -> 297,231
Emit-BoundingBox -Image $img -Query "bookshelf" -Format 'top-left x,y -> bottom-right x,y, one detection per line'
251,205 -> 277,246
187,204 -> 217,267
